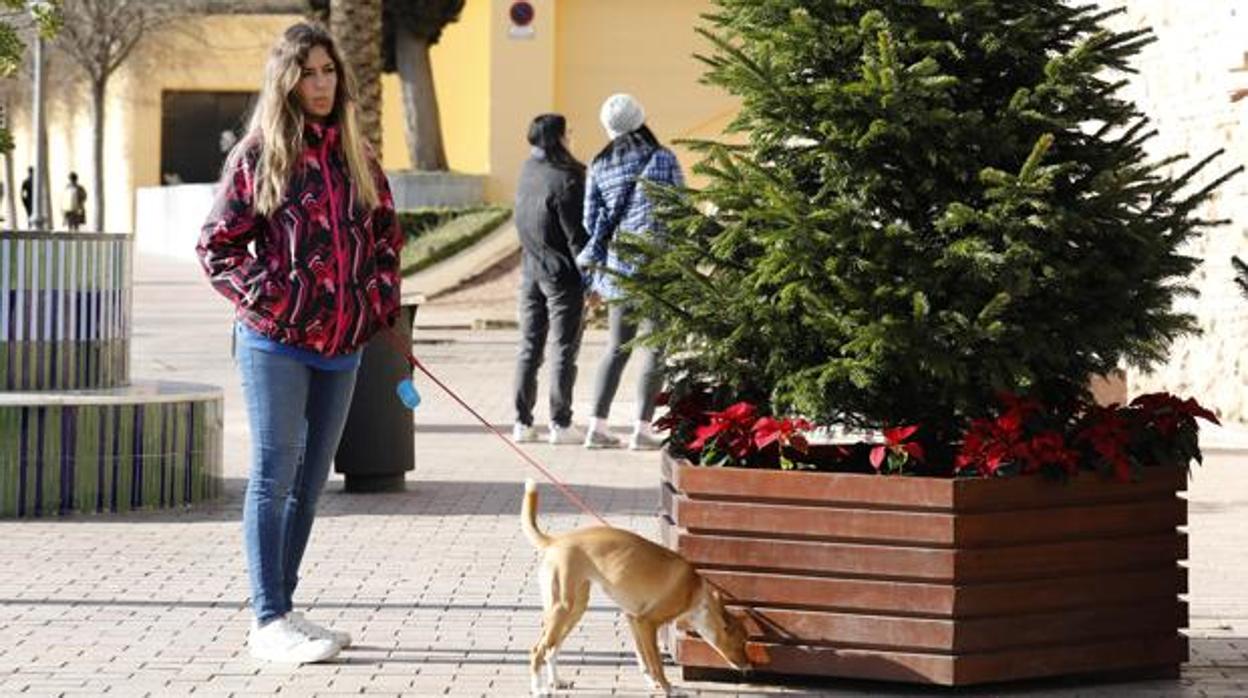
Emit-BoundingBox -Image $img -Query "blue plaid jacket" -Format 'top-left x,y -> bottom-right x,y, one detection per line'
576,146 -> 685,300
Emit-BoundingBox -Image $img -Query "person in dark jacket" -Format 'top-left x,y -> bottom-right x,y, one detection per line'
20,167 -> 32,227
196,23 -> 403,664
511,114 -> 590,445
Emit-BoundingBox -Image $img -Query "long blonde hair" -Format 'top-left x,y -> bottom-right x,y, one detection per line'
228,23 -> 379,216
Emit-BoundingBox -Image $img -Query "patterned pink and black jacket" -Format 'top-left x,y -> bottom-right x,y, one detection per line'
196,123 -> 404,357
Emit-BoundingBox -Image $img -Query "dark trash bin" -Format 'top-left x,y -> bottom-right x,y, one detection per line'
334,297 -> 422,492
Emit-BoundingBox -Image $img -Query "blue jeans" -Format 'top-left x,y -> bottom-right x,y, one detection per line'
236,337 -> 358,624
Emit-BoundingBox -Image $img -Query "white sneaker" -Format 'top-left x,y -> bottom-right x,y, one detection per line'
512,423 -> 539,443
247,616 -> 339,664
584,429 -> 622,449
629,430 -> 665,451
287,611 -> 352,648
548,424 -> 585,445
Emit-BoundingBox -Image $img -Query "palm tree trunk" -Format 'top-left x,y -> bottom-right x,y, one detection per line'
90,77 -> 105,232
330,0 -> 383,152
395,27 -> 447,171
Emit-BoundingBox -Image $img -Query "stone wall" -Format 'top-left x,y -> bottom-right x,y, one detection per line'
1099,2 -> 1248,424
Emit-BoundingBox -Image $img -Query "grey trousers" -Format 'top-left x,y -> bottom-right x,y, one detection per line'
591,303 -> 663,422
513,274 -> 585,428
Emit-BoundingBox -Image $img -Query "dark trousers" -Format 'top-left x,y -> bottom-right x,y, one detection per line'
591,303 -> 662,422
513,274 -> 585,428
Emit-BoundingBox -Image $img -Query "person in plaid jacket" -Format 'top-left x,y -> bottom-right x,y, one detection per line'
575,94 -> 685,451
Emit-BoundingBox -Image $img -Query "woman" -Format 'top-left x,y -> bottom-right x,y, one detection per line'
196,23 -> 403,663
576,94 -> 685,450
512,114 -> 590,445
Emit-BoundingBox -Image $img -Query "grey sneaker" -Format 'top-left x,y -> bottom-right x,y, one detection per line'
512,423 -> 539,443
584,429 -> 622,449
628,430 -> 665,451
549,424 -> 586,445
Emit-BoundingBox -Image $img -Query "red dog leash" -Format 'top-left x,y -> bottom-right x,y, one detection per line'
379,327 -> 795,647
377,326 -> 610,528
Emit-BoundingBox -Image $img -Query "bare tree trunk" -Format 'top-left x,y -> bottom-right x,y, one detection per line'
3,153 -> 15,229
330,0 -> 382,152
395,28 -> 447,171
90,77 -> 105,232
38,126 -> 51,228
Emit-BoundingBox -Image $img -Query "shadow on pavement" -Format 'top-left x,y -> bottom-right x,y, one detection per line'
15,478 -> 660,524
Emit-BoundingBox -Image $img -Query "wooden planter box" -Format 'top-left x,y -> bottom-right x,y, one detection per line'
660,450 -> 1187,687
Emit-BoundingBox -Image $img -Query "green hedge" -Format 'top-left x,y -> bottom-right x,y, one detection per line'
398,206 -> 512,276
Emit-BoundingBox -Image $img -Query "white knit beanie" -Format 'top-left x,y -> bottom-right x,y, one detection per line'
599,93 -> 646,139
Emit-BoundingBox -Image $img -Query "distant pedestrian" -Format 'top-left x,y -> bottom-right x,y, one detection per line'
20,166 -> 32,227
576,94 -> 685,451
511,114 -> 590,445
62,172 -> 87,231
196,23 -> 403,665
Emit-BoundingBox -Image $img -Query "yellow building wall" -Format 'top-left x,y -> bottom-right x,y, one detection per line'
121,15 -> 300,233
554,0 -> 738,186
382,0 -> 492,175
8,3 -> 737,230
486,0 -> 556,202
5,15 -> 296,232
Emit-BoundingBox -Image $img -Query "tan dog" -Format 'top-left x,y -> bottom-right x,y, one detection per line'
521,479 -> 750,695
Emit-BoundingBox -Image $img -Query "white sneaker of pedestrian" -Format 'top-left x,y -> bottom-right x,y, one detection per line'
628,429 -> 665,451
512,423 -> 539,443
287,611 -> 352,648
247,615 -> 340,664
548,424 -> 585,445
584,428 -> 622,449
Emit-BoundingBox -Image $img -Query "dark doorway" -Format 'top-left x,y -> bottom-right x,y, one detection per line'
160,91 -> 257,185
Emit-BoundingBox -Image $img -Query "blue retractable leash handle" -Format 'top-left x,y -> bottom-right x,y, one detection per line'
378,326 -> 422,410
396,376 -> 421,409
378,327 -> 611,528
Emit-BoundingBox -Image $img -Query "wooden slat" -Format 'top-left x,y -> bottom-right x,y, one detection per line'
953,602 -> 1187,652
664,451 -> 1185,514
954,498 -> 1185,545
676,637 -> 956,685
700,567 -> 1186,618
706,602 -> 1185,653
954,533 -> 1186,583
672,530 -> 956,580
666,490 -> 1183,546
663,451 -> 954,509
951,467 -> 1185,512
953,634 -> 1187,685
667,491 -> 956,544
702,570 -> 956,616
673,529 -> 1183,583
676,634 -> 1185,686
954,567 -> 1187,617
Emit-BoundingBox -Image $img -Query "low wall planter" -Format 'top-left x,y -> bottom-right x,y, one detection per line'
660,450 -> 1187,686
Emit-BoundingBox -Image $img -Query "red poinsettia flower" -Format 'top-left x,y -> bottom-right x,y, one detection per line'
753,416 -> 813,453
956,416 -> 1014,476
1014,430 -> 1080,475
652,389 -> 712,434
1076,405 -> 1133,482
1130,392 -> 1220,438
870,425 -> 926,471
687,401 -> 759,457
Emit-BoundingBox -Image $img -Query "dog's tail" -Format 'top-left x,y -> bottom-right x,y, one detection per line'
522,478 -> 552,549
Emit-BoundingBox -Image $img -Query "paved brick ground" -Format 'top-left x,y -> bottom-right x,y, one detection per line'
1,254 -> 1246,697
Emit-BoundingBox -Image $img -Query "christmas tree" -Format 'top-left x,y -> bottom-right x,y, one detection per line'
616,0 -> 1241,443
